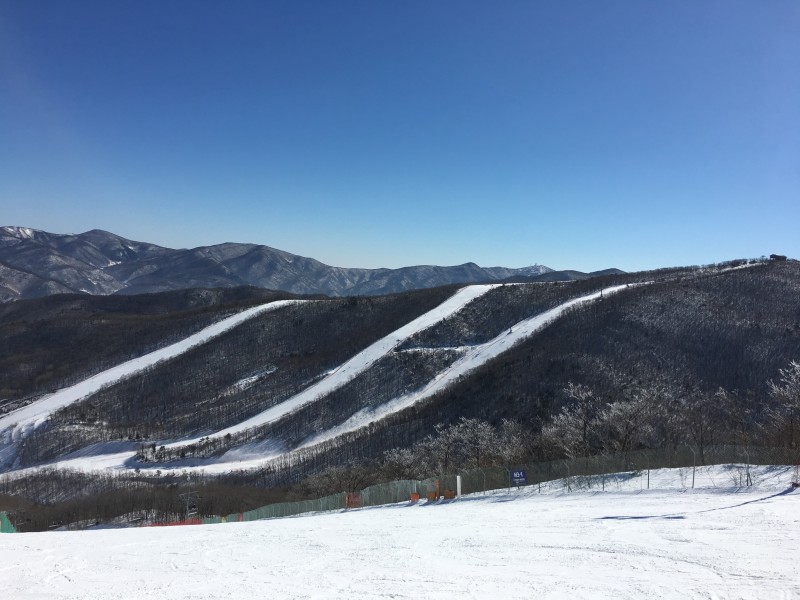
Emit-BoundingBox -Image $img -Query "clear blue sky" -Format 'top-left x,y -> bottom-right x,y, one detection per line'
1,1 -> 798,271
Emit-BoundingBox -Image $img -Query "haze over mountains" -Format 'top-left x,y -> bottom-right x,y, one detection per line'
0,226 -> 582,301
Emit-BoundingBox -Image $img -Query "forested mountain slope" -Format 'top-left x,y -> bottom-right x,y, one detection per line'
0,287 -> 296,410
1,258 -> 799,532
289,259 -> 799,481
2,259 -> 796,484
1,286 -> 458,466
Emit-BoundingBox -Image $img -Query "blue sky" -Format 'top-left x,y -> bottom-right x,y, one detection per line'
1,1 -> 798,271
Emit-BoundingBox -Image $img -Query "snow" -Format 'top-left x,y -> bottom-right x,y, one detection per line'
9,285 -> 497,473
2,226 -> 36,239
164,284 -> 634,460
301,284 -> 635,449
2,465 -> 798,599
0,286 -> 500,475
0,300 -> 302,445
229,367 -> 278,392
162,284 -> 500,449
1,283 -> 642,476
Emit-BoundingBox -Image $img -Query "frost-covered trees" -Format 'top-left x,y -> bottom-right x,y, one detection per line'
767,360 -> 800,448
540,383 -> 600,458
416,418 -> 502,473
541,383 -> 666,457
600,390 -> 659,453
381,417 -> 531,479
538,361 -> 800,461
298,463 -> 377,497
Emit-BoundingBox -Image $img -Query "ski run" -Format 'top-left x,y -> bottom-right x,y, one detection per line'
2,283 -> 639,475
0,300 -> 303,441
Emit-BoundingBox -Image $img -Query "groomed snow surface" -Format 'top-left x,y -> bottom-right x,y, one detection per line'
4,465 -> 799,599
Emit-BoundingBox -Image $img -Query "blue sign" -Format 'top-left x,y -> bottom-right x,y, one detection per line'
510,469 -> 528,486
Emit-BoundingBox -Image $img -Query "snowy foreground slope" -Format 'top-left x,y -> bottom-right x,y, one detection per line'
4,465 -> 799,600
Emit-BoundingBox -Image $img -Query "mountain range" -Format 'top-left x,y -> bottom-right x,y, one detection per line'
1,256 -> 798,531
0,226 -> 581,301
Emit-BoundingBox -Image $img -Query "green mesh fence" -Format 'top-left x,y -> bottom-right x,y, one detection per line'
0,511 -> 16,533
196,445 -> 798,526
201,516 -> 224,525
361,479 -> 421,506
237,492 -> 346,522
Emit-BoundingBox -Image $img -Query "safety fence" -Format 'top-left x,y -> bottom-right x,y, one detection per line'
1,511 -> 16,533
153,445 -> 798,528
152,517 -> 203,527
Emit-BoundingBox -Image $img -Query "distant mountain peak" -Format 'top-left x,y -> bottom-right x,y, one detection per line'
0,226 -> 563,302
1,225 -> 42,239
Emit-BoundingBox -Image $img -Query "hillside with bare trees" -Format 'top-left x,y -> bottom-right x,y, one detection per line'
1,258 -> 799,530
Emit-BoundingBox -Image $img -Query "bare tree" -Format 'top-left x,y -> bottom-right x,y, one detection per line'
679,388 -> 721,462
451,417 -> 499,468
381,447 -> 423,480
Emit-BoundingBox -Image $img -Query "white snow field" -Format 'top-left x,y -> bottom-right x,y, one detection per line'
3,465 -> 798,600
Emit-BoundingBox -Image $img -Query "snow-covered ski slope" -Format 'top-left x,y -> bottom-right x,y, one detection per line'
300,284 -> 633,449
0,300 -> 302,440
172,284 -> 636,460
165,284 -> 500,448
4,465 -> 798,600
2,283 -> 642,475
0,285 -> 500,473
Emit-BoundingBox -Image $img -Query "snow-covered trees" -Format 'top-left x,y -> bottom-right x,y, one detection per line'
767,360 -> 800,448
539,359 -> 800,461
298,463 -> 377,497
381,417 -> 531,480
540,383 -> 600,458
600,390 -> 662,453
541,383 -> 664,457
